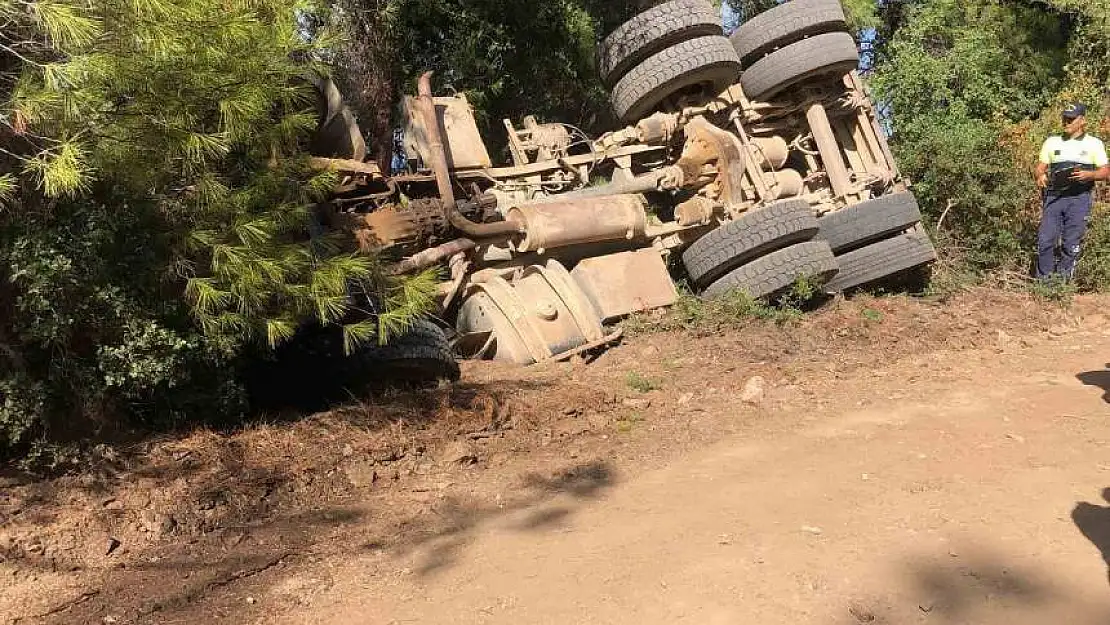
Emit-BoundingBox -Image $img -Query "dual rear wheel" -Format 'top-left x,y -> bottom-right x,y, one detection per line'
600,0 -> 861,121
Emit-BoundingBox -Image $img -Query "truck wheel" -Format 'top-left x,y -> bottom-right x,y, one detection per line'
357,318 -> 461,383
824,231 -> 937,294
703,241 -> 838,300
817,192 -> 923,253
740,31 -> 858,102
599,0 -> 723,88
611,36 -> 741,122
682,198 -> 818,287
730,0 -> 847,67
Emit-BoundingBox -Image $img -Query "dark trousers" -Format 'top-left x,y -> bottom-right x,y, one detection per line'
1037,191 -> 1093,279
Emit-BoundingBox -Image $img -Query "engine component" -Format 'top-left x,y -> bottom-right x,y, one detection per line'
749,136 -> 789,170
455,260 -> 606,365
417,72 -> 522,239
505,195 -> 648,254
675,117 -> 748,206
761,169 -> 805,200
675,196 -> 720,226
351,198 -> 446,251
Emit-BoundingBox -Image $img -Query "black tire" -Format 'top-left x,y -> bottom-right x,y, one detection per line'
611,36 -> 742,122
817,192 -> 923,254
244,318 -> 458,412
824,231 -> 937,294
682,198 -> 819,287
730,0 -> 847,67
740,31 -> 859,102
703,241 -> 838,300
599,0 -> 723,88
360,319 -> 461,383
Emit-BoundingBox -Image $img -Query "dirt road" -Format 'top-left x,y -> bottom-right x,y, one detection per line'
271,306 -> 1110,625
6,293 -> 1110,624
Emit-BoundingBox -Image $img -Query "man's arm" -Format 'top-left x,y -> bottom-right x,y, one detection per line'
1036,161 -> 1050,188
1071,164 -> 1110,182
1036,139 -> 1053,188
1072,139 -> 1109,182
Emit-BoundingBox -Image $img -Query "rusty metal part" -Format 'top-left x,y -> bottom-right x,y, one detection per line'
417,72 -> 521,239
675,117 -> 747,206
569,249 -> 678,323
675,196 -> 720,226
455,260 -> 605,365
388,238 -> 476,275
748,137 -> 789,170
403,91 -> 492,170
308,157 -> 382,177
728,115 -> 773,202
440,252 -> 472,311
502,116 -> 573,165
352,199 -> 446,250
848,71 -> 900,181
760,169 -> 805,201
636,112 -> 681,145
553,327 -> 624,362
532,166 -> 684,204
527,118 -> 571,160
391,144 -> 665,184
805,102 -> 852,199
506,195 -> 647,254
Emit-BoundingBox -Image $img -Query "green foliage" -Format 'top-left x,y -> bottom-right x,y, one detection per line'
869,0 -> 1092,273
624,279 -> 816,335
625,371 -> 659,393
839,0 -> 879,31
1028,274 -> 1077,303
332,0 -> 649,162
0,0 -> 430,466
1074,207 -> 1110,292
860,307 -> 883,323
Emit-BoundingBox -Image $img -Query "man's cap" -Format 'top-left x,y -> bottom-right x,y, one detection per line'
1063,102 -> 1087,119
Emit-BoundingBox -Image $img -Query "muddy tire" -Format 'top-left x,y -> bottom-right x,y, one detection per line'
358,319 -> 461,383
824,231 -> 937,294
730,0 -> 847,67
817,192 -> 923,254
611,36 -> 742,122
599,0 -> 723,88
703,241 -> 838,300
739,31 -> 859,102
682,199 -> 819,287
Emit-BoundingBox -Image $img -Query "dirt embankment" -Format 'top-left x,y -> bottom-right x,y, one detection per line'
1,289 -> 1103,624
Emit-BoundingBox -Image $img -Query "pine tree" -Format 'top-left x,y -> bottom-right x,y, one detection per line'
0,0 -> 433,462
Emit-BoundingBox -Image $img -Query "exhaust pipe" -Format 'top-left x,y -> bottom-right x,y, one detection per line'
417,72 -> 520,239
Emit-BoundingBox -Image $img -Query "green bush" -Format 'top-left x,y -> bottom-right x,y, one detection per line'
1074,206 -> 1110,292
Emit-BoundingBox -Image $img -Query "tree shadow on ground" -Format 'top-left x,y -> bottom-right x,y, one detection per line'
385,460 -> 616,576
831,549 -> 1060,625
1076,366 -> 1110,403
2,375 -> 603,623
1072,487 -> 1110,588
24,459 -> 615,624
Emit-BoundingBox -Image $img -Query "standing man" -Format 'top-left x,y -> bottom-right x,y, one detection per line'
1035,103 -> 1110,280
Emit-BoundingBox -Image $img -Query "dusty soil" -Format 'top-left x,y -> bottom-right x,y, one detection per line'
3,289 -> 1110,624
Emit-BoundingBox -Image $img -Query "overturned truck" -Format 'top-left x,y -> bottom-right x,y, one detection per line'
312,0 -> 936,375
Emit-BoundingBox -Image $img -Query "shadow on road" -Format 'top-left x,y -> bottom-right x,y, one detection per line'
1072,487 -> 1110,588
832,550 -> 1059,625
1076,366 -> 1110,403
388,460 -> 617,577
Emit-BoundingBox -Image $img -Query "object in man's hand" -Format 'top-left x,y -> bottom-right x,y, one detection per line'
1049,163 -> 1095,191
